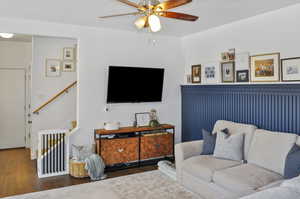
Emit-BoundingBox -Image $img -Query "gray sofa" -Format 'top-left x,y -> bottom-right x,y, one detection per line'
175,120 -> 300,199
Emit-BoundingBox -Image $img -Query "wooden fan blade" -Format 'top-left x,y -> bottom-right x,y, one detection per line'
117,0 -> 139,8
156,0 -> 192,10
159,11 -> 198,21
98,12 -> 140,19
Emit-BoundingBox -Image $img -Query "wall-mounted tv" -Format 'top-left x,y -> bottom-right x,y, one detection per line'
107,66 -> 165,103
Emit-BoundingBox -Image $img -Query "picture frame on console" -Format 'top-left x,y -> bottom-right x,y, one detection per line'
191,65 -> 201,83
236,70 -> 249,82
281,57 -> 300,82
221,61 -> 235,83
250,53 -> 280,82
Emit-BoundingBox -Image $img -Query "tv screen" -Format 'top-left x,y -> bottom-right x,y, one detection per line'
107,66 -> 165,103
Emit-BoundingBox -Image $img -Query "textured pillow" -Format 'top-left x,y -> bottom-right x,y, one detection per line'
284,144 -> 300,179
201,129 -> 217,155
213,131 -> 245,161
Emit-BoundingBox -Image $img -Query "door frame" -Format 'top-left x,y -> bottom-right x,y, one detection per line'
0,67 -> 30,148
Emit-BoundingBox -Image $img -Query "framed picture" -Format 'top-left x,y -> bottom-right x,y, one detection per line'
202,62 -> 220,84
250,53 -> 280,82
135,112 -> 150,127
221,62 -> 235,83
236,70 -> 249,82
191,65 -> 201,83
221,48 -> 235,62
235,52 -> 250,70
46,59 -> 61,77
62,61 -> 76,72
281,57 -> 300,82
63,47 -> 75,60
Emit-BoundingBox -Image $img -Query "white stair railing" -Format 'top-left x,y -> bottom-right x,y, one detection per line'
37,129 -> 69,178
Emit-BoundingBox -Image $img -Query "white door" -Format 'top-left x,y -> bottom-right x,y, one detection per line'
0,69 -> 26,149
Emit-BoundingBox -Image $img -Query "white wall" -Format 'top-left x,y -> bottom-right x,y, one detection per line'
0,17 -> 185,157
31,36 -> 77,156
182,4 -> 300,83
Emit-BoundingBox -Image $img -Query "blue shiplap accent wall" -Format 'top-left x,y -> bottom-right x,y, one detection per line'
181,84 -> 300,142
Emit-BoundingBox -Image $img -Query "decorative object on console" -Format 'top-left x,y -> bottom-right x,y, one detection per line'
149,109 -> 160,127
236,70 -> 249,82
281,57 -> 300,82
186,74 -> 192,83
63,47 -> 75,60
62,60 -> 76,72
45,59 -> 61,77
250,53 -> 280,82
203,62 -> 220,84
104,122 -> 120,130
134,112 -> 151,127
191,64 -> 201,83
221,61 -> 235,83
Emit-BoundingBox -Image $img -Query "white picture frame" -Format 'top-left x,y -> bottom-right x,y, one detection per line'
281,57 -> 300,82
202,62 -> 221,84
62,61 -> 76,72
135,112 -> 150,127
45,59 -> 61,77
63,47 -> 75,60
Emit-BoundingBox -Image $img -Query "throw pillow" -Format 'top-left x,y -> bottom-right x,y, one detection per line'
201,128 -> 229,155
284,144 -> 300,179
201,129 -> 217,155
213,131 -> 244,161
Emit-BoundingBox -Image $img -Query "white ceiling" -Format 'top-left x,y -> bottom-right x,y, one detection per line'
0,0 -> 300,37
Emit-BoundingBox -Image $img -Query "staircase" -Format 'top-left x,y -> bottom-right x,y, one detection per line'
34,81 -> 77,178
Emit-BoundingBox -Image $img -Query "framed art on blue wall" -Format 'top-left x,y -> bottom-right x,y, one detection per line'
221,61 -> 235,83
236,70 -> 249,82
191,65 -> 201,83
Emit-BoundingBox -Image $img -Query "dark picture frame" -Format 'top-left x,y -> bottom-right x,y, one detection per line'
281,57 -> 300,82
191,65 -> 201,83
236,70 -> 249,82
221,61 -> 235,83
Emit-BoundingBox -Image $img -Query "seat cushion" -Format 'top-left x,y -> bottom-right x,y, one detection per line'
212,120 -> 257,160
213,164 -> 283,195
247,129 -> 297,175
182,155 -> 242,182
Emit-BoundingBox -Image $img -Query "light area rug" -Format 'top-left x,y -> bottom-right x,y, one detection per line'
4,170 -> 201,199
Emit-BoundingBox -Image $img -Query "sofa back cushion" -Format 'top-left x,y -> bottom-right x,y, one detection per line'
248,129 -> 297,175
212,120 -> 257,160
297,136 -> 300,146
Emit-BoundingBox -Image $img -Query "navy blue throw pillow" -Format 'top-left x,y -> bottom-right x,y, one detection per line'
201,129 -> 217,155
284,144 -> 300,179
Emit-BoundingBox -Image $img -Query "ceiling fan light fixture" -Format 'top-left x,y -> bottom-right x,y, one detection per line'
135,16 -> 147,29
148,14 -> 161,32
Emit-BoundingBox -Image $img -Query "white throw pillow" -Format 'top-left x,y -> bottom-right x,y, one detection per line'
213,131 -> 244,161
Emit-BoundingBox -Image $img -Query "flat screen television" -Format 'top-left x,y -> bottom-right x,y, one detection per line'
107,66 -> 165,103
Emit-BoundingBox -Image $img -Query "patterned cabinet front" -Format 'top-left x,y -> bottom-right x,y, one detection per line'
100,137 -> 139,166
140,133 -> 173,160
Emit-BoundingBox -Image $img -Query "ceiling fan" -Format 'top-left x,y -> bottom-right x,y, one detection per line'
98,0 -> 198,32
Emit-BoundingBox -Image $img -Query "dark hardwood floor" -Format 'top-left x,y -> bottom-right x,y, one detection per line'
0,148 -> 157,198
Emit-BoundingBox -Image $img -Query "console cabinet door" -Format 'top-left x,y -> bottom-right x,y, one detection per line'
140,134 -> 173,160
100,138 -> 139,166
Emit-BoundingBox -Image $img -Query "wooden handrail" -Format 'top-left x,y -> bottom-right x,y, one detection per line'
33,81 -> 77,114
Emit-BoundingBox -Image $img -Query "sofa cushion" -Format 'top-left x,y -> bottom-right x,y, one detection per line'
284,144 -> 300,179
201,129 -> 217,155
213,164 -> 283,195
214,131 -> 244,161
247,129 -> 297,175
182,155 -> 242,182
212,120 -> 257,160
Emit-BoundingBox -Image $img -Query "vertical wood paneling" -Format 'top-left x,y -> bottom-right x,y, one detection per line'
181,84 -> 300,142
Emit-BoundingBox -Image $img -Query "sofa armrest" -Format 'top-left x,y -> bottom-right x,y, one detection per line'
175,140 -> 203,183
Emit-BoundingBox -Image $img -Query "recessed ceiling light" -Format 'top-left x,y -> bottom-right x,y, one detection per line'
0,33 -> 14,39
